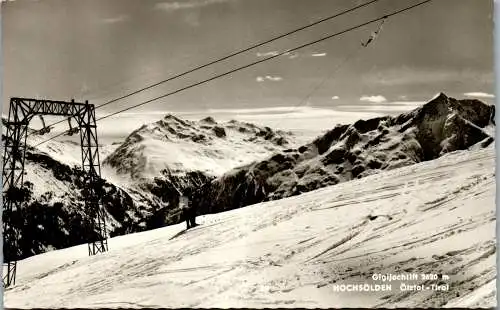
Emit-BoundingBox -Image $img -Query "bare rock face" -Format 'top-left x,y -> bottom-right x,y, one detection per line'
212,126 -> 226,138
396,93 -> 493,159
195,93 -> 495,214
200,116 -> 217,124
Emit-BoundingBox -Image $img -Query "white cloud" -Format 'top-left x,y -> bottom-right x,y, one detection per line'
311,52 -> 327,57
256,75 -> 283,82
388,101 -> 427,106
279,50 -> 300,59
266,75 -> 282,81
101,15 -> 129,24
337,102 -> 425,113
256,51 -> 280,57
331,96 -> 340,100
223,106 -> 381,132
463,92 -> 495,98
257,51 -> 301,60
360,95 -> 387,103
155,0 -> 228,11
207,106 -> 303,114
363,66 -> 494,87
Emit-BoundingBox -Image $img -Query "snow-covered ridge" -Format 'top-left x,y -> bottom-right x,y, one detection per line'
5,146 -> 495,308
103,114 -> 295,179
1,93 -> 494,267
7,147 -> 155,260
0,115 -> 297,260
195,93 -> 495,214
0,119 -> 170,259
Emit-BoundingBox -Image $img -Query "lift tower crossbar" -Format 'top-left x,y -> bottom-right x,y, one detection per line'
2,97 -> 108,288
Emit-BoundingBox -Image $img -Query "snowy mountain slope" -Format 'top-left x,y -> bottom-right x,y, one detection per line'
96,115 -> 298,234
4,146 -> 495,308
103,115 -> 295,179
28,135 -> 119,168
7,148 -> 156,259
196,93 -> 495,213
0,116 -> 295,259
0,121 -> 168,259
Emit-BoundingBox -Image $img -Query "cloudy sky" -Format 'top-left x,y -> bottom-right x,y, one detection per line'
1,0 -> 494,137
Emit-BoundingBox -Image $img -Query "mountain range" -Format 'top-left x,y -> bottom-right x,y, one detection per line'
1,93 -> 495,260
2,114 -> 295,259
193,93 -> 495,214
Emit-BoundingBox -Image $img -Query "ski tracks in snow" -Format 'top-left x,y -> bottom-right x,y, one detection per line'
4,148 -> 496,308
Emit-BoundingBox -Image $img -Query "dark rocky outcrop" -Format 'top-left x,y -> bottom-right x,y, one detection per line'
193,93 -> 495,215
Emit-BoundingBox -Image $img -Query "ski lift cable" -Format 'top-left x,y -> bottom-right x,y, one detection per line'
94,2 -> 430,122
272,17 -> 386,130
28,0 -> 383,137
33,0 -> 434,148
271,43 -> 365,131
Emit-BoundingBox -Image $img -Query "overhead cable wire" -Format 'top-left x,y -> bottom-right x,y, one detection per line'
33,0 -> 433,148
272,44 -> 365,131
29,0 -> 382,136
273,17 -> 387,130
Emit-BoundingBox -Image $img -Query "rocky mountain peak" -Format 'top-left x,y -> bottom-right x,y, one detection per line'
194,93 -> 495,214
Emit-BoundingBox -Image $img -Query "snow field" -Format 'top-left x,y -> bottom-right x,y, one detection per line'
4,147 -> 496,308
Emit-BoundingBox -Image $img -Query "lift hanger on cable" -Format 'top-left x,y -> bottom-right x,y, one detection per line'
37,115 -> 52,135
361,16 -> 387,47
65,118 -> 80,136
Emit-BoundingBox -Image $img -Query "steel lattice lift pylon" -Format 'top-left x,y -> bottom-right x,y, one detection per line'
1,98 -> 108,288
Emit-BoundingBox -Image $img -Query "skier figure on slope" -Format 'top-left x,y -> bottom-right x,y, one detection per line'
187,193 -> 198,229
180,188 -> 198,230
491,106 -> 496,125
